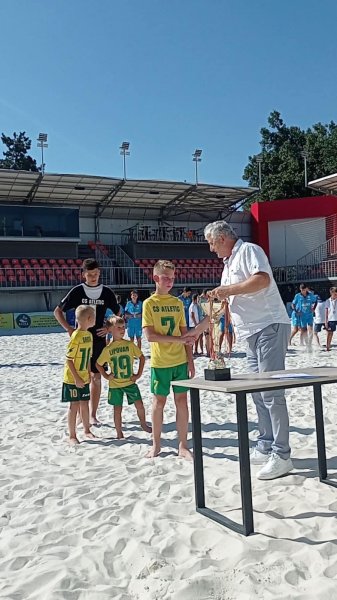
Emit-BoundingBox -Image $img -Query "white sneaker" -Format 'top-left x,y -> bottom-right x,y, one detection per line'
257,453 -> 293,480
250,447 -> 270,465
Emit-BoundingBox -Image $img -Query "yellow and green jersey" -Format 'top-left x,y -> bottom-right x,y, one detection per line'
96,339 -> 142,388
142,293 -> 187,368
63,329 -> 93,385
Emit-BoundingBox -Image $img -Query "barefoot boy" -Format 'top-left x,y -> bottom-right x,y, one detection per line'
142,260 -> 195,460
62,305 -> 97,445
95,316 -> 151,439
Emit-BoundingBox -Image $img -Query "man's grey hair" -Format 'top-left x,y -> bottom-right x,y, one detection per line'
204,220 -> 238,241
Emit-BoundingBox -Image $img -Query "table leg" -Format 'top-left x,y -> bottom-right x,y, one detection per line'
190,388 -> 205,508
236,392 -> 254,535
313,383 -> 327,481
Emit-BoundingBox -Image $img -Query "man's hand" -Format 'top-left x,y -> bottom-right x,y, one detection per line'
130,374 -> 139,383
208,286 -> 231,300
96,326 -> 108,337
107,373 -> 115,381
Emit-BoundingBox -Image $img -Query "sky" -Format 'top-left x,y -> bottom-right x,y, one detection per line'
1,0 -> 337,187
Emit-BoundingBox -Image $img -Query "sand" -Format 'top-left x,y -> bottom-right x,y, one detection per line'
0,332 -> 337,599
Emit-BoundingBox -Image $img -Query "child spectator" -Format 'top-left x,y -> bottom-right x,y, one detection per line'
124,290 -> 143,350
325,287 -> 337,351
95,316 -> 151,438
61,305 -> 97,445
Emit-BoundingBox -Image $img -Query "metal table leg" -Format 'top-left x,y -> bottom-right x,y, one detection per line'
189,388 -> 254,535
313,383 -> 337,488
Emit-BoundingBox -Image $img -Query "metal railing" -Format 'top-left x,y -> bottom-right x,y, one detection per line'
1,262 -> 336,290
272,260 -> 337,283
297,235 -> 337,266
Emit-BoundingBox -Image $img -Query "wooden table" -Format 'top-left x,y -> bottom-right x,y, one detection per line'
179,367 -> 337,536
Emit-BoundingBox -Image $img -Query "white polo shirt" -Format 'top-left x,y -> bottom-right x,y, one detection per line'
221,239 -> 289,341
325,297 -> 337,321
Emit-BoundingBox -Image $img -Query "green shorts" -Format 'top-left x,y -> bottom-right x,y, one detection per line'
62,383 -> 90,402
151,363 -> 189,396
108,383 -> 142,406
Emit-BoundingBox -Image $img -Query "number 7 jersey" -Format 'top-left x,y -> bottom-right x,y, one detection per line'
142,293 -> 187,368
63,329 -> 93,384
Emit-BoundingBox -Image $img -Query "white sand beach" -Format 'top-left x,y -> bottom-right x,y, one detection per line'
1,333 -> 337,599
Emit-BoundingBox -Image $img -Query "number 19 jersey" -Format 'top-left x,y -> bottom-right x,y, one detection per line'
142,293 -> 187,368
96,340 -> 142,388
63,329 -> 93,385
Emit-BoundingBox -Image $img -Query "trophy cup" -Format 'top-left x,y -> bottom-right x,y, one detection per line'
204,298 -> 231,381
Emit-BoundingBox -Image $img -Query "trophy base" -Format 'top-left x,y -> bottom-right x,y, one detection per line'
204,368 -> 231,381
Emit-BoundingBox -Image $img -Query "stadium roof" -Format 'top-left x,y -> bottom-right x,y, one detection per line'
308,173 -> 337,195
0,169 -> 257,218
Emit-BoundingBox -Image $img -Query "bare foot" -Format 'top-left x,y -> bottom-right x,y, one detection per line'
140,422 -> 152,434
178,446 -> 193,461
90,417 -> 101,426
84,431 -> 98,440
145,446 -> 161,458
69,437 -> 80,446
116,432 -> 124,439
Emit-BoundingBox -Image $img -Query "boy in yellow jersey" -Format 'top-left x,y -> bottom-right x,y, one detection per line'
142,260 -> 195,460
95,316 -> 151,439
62,305 -> 97,445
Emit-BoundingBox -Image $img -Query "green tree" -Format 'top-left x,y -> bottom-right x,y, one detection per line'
0,131 -> 39,171
243,111 -> 337,204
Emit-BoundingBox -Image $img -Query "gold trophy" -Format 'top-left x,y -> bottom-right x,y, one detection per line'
204,298 -> 231,381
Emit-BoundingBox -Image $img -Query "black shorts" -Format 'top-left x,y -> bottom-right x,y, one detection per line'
91,337 -> 107,373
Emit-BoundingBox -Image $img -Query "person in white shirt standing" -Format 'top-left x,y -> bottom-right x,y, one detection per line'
203,220 -> 292,480
188,293 -> 202,355
325,287 -> 337,352
313,296 -> 326,347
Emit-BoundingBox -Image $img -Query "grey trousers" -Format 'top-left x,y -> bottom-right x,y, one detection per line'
246,323 -> 291,459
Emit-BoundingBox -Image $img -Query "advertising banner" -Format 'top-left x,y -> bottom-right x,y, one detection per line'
0,313 -> 14,329
14,312 -> 60,329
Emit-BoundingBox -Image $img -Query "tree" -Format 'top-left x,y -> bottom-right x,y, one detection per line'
243,111 -> 337,204
0,131 -> 39,171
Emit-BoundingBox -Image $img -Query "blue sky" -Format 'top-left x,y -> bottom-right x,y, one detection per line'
1,0 -> 337,186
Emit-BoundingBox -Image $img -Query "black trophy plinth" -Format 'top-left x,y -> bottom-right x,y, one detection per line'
204,368 -> 231,381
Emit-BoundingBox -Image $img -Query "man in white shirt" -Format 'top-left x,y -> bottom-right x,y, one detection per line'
325,286 -> 337,351
203,220 -> 292,480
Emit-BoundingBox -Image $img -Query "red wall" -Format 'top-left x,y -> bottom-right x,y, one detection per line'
251,195 -> 337,257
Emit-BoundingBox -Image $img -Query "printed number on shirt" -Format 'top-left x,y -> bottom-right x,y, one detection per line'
79,348 -> 91,371
161,316 -> 175,336
111,355 -> 132,379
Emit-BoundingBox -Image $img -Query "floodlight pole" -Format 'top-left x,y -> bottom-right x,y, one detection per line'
37,133 -> 48,175
192,149 -> 202,186
256,155 -> 263,190
120,142 -> 130,180
301,150 -> 308,187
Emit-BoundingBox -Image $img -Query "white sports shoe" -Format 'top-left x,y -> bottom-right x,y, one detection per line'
257,453 -> 293,480
250,447 -> 270,465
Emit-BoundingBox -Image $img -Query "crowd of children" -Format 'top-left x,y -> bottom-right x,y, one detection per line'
290,283 -> 337,351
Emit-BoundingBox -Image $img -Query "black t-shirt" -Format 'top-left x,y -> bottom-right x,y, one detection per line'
58,283 -> 119,339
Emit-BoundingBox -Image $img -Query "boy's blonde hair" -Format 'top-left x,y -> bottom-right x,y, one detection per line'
106,315 -> 125,327
75,305 -> 95,321
153,260 -> 175,275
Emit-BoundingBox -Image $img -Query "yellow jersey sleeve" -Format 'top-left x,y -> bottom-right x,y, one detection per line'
96,346 -> 109,366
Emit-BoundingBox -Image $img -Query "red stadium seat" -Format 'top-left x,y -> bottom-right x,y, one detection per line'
2,258 -> 10,266
8,275 -> 16,284
39,258 -> 48,265
49,258 -> 57,266
58,258 -> 66,265
66,259 -> 75,266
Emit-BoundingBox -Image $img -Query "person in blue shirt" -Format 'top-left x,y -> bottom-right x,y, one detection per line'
289,283 -> 316,347
125,289 -> 143,350
177,287 -> 192,327
105,294 -> 124,342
